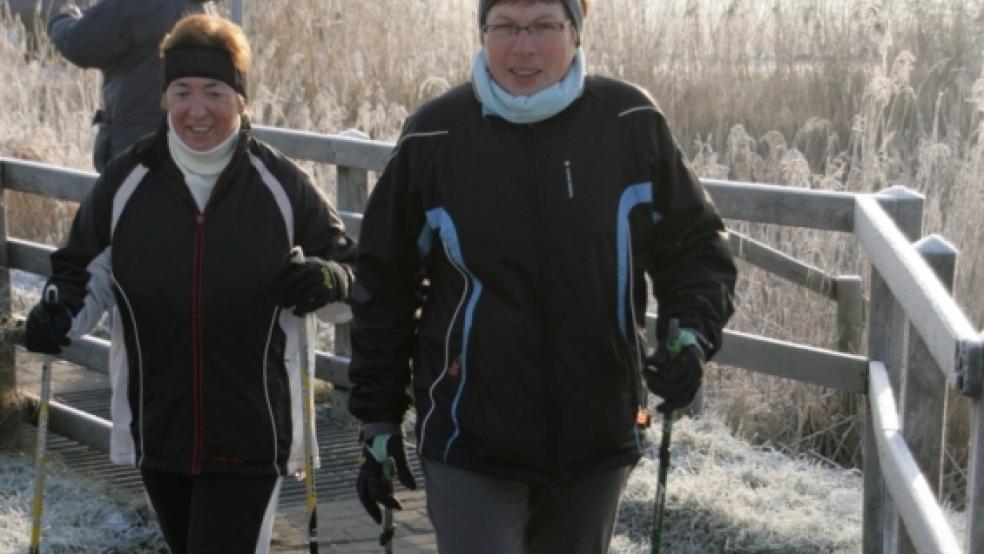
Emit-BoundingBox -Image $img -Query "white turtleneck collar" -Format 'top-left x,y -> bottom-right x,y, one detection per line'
167,114 -> 241,211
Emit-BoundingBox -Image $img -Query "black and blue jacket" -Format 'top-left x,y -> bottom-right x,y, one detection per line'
348,76 -> 736,484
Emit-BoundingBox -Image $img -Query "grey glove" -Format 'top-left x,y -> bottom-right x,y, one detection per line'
356,424 -> 417,524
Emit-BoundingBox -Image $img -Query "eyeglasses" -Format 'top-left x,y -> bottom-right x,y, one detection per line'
482,20 -> 571,42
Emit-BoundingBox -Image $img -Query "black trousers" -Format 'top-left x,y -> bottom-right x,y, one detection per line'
140,467 -> 281,554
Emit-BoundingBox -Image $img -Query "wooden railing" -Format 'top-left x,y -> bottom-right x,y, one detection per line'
1,121 -> 981,553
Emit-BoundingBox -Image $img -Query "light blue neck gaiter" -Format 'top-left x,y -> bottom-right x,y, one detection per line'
472,48 -> 586,124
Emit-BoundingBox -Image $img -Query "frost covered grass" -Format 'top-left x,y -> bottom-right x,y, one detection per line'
613,416 -> 862,553
0,450 -> 165,553
0,415 -> 891,553
614,416 -> 965,553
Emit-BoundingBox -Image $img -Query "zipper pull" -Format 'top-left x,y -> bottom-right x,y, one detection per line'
564,160 -> 574,199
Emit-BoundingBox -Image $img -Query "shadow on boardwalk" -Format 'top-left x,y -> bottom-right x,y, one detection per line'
273,494 -> 434,553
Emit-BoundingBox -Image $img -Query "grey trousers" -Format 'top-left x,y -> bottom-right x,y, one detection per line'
422,459 -> 632,554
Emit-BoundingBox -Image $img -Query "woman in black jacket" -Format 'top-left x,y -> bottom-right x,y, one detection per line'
349,0 -> 737,552
25,14 -> 355,553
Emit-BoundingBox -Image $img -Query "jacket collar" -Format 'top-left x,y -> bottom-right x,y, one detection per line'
134,116 -> 254,212
137,115 -> 252,171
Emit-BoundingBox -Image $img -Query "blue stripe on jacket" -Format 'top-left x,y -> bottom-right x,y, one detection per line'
418,208 -> 484,460
617,182 -> 661,337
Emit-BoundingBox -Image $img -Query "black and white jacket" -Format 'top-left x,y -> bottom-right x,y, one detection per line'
50,121 -> 356,476
349,76 -> 737,485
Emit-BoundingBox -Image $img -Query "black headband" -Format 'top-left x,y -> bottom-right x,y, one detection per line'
163,45 -> 247,98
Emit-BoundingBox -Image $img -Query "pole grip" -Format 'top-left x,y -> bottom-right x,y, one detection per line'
43,284 -> 59,305
289,245 -> 306,265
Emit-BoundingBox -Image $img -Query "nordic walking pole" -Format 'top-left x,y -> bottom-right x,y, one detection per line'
289,247 -> 319,554
650,318 -> 683,554
380,459 -> 396,553
29,285 -> 58,554
650,414 -> 673,554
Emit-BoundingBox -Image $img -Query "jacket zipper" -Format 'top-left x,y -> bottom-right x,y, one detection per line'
526,125 -> 559,478
191,211 -> 206,473
182,155 -> 236,474
627,242 -> 647,436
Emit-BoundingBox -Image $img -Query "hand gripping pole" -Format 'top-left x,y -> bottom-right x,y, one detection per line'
290,247 -> 320,554
29,285 -> 58,554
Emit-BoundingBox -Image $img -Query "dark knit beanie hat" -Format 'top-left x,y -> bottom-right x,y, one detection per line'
478,0 -> 583,32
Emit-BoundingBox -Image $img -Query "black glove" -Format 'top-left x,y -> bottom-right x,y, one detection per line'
25,293 -> 73,355
274,256 -> 350,316
643,325 -> 705,414
356,428 -> 417,524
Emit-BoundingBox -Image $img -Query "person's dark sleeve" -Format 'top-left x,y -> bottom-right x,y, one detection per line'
347,137 -> 424,424
292,168 -> 357,288
645,112 -> 737,359
47,0 -> 131,69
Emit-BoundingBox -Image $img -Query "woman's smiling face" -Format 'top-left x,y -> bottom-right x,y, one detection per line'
163,77 -> 244,151
481,1 -> 578,96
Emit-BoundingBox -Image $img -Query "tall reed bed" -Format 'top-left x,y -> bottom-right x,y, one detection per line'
2,0 -> 982,500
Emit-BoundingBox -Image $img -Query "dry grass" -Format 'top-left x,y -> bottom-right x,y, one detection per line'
1,0 -> 983,502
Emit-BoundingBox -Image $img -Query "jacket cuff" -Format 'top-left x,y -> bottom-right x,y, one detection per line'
314,302 -> 352,324
679,328 -> 708,360
363,421 -> 403,439
47,12 -> 72,35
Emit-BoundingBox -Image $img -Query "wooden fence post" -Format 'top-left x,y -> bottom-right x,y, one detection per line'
969,392 -> 984,553
333,129 -> 370,420
895,235 -> 955,554
864,186 -> 923,554
228,0 -> 244,26
834,275 -> 863,466
0,162 -> 19,451
835,275 -> 863,354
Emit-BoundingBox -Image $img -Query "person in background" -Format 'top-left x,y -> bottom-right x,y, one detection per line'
347,0 -> 737,552
25,14 -> 356,553
48,0 -> 211,171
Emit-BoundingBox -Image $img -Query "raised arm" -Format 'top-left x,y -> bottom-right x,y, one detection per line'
47,0 -> 131,69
